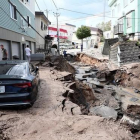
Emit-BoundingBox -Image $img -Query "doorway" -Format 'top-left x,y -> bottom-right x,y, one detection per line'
22,44 -> 26,60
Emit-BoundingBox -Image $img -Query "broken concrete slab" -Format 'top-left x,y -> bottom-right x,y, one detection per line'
56,72 -> 74,81
90,105 -> 118,119
63,100 -> 80,115
72,106 -> 81,115
66,82 -> 76,89
126,105 -> 140,118
121,115 -> 140,130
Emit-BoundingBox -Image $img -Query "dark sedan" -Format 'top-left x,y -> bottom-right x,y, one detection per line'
0,60 -> 39,107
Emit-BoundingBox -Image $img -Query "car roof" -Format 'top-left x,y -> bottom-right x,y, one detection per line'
0,60 -> 28,65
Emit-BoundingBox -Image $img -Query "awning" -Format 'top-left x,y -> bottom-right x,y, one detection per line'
50,35 -> 68,39
49,27 -> 68,33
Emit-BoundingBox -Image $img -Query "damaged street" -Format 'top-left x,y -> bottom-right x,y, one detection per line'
0,54 -> 140,140
1,0 -> 140,139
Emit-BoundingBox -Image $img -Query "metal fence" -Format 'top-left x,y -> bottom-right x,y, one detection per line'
114,24 -> 123,35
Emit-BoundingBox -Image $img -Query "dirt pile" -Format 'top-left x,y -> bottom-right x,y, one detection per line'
76,53 -> 108,65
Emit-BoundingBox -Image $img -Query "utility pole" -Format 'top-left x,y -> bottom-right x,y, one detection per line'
103,0 -> 106,31
54,12 -> 60,55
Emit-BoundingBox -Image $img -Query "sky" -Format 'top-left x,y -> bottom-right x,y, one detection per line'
35,0 -> 111,29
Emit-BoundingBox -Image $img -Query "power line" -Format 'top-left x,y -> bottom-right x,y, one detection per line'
35,0 -> 41,11
59,8 -> 110,16
59,8 -> 140,20
69,0 -> 103,6
42,0 -> 48,9
50,11 -> 111,24
50,16 -> 108,25
51,0 -> 58,10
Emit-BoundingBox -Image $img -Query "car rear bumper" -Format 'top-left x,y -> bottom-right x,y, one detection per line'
0,93 -> 32,107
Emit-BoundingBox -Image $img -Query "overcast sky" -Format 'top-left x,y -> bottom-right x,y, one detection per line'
35,0 -> 111,28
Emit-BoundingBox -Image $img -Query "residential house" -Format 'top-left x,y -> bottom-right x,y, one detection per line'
108,0 -> 140,40
104,31 -> 112,39
48,27 -> 68,44
35,12 -> 51,51
72,27 -> 103,48
0,0 -> 36,60
60,23 -> 76,42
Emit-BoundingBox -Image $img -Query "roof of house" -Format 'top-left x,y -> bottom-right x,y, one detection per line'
88,27 -> 103,33
35,12 -> 51,24
65,23 -> 76,27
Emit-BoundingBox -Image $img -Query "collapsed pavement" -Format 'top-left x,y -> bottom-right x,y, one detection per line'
38,54 -> 140,139
0,53 -> 139,140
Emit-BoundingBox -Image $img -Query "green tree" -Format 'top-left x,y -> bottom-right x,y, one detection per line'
76,26 -> 91,46
96,21 -> 111,31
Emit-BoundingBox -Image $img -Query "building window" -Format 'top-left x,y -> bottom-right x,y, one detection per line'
123,0 -> 128,7
10,4 -> 17,20
44,25 -> 48,30
41,21 -> 43,30
126,13 -> 132,28
27,16 -> 31,27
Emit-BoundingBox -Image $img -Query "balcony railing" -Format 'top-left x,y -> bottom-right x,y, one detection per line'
114,24 -> 123,35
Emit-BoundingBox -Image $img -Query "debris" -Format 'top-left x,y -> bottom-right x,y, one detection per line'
121,115 -> 140,130
90,105 -> 118,119
130,98 -> 139,102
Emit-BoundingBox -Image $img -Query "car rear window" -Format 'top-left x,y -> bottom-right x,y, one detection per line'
0,64 -> 26,76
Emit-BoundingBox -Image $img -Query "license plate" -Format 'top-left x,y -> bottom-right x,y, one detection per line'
0,86 -> 5,93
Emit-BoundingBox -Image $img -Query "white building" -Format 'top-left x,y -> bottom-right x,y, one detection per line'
72,27 -> 103,48
35,12 -> 51,50
104,31 -> 112,39
60,23 -> 76,42
108,0 -> 140,40
48,27 -> 68,44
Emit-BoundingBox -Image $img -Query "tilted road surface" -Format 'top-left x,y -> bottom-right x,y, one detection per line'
0,67 -> 133,140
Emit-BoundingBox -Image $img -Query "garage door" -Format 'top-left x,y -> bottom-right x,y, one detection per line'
31,42 -> 35,54
0,40 -> 10,60
12,42 -> 20,59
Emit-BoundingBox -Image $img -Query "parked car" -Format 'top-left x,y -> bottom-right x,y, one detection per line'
0,60 -> 39,107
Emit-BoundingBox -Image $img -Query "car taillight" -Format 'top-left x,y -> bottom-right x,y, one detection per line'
14,82 -> 31,88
